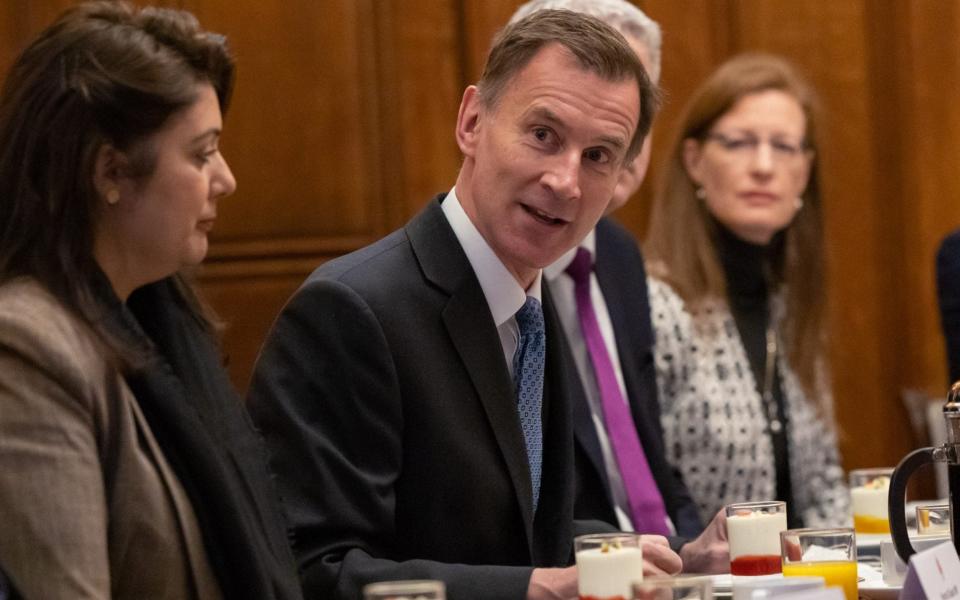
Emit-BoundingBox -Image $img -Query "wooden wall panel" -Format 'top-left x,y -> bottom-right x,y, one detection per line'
200,259 -> 321,390
186,0 -> 386,259
374,0 -> 464,223
461,0 -> 523,83
887,1 -> 960,392
0,2 -> 33,73
0,1 -> 157,74
618,0 -> 735,235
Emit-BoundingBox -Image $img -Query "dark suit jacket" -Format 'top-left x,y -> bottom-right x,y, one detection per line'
247,196 -> 581,600
937,228 -> 960,384
565,217 -> 703,542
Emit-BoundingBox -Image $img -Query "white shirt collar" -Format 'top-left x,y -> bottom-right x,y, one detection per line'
544,228 -> 597,282
441,187 -> 542,326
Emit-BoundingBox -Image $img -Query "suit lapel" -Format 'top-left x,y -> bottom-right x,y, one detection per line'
563,316 -> 613,497
406,197 -> 538,546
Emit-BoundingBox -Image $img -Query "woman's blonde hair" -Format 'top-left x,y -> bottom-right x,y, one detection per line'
645,52 -> 825,403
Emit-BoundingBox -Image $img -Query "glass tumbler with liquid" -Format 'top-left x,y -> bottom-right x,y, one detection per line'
780,527 -> 857,600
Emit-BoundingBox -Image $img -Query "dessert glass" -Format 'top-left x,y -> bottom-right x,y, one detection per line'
726,500 -> 788,576
849,468 -> 893,533
576,533 -> 644,600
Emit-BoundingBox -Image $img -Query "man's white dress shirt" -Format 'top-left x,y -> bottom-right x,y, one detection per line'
442,187 -> 542,377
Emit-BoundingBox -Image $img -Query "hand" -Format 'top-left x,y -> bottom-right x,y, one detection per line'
640,534 -> 683,575
526,566 -> 578,600
679,509 -> 730,574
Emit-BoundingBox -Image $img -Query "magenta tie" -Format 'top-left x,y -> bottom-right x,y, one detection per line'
566,247 -> 671,535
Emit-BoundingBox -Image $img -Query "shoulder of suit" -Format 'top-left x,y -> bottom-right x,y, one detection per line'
0,277 -> 111,386
597,217 -> 643,254
937,228 -> 960,266
312,229 -> 409,280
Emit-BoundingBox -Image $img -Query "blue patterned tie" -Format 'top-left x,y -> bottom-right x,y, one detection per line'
513,296 -> 545,511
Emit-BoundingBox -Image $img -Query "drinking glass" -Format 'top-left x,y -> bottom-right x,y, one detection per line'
916,504 -> 951,535
731,576 -> 825,600
576,533 -> 644,600
363,580 -> 445,600
780,528 -> 857,600
726,500 -> 788,576
849,468 -> 893,533
632,575 -> 712,600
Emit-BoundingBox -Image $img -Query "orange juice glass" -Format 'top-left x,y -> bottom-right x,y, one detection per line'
780,528 -> 857,600
916,504 -> 951,535
781,561 -> 857,600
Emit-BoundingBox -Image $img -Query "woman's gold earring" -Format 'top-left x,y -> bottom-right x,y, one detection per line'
106,189 -> 120,205
695,187 -> 707,200
795,197 -> 804,211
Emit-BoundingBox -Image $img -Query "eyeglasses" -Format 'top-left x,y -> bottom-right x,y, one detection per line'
704,131 -> 808,165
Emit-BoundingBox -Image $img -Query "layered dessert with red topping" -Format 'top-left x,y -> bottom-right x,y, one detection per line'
727,509 -> 788,575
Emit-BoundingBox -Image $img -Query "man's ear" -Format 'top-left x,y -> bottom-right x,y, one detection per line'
682,137 -> 705,186
92,143 -> 131,204
455,85 -> 484,158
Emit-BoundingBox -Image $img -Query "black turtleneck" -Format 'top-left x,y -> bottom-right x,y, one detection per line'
715,225 -> 800,528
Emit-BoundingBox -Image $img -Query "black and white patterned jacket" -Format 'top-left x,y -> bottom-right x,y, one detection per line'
648,276 -> 851,527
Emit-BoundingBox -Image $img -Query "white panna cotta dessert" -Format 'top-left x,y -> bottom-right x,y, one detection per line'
727,510 -> 788,575
850,475 -> 890,533
576,544 -> 644,599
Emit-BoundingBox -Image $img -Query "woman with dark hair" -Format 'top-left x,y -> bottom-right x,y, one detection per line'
644,53 -> 849,529
0,3 -> 302,598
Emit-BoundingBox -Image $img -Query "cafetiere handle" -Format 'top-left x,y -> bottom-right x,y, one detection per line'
888,447 -> 935,562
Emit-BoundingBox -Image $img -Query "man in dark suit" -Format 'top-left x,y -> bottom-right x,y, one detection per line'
938,228 -> 960,384
513,0 -> 730,573
247,10 -> 675,600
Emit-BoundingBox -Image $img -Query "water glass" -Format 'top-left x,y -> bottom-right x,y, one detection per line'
731,576 -> 825,600
363,580 -> 445,600
916,503 -> 951,535
632,575 -> 712,600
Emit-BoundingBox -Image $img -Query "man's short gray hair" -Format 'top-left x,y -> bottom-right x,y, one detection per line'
509,0 -> 661,83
